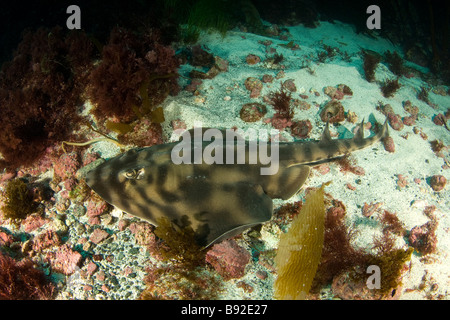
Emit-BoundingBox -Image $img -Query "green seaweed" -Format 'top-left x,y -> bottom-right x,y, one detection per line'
153,217 -> 205,267
1,179 -> 37,224
105,121 -> 134,135
141,216 -> 222,300
164,0 -> 263,39
188,0 -> 231,36
369,247 -> 413,296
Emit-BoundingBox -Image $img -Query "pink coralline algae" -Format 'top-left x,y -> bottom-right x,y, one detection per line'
323,84 -> 353,100
89,228 -> 110,245
383,136 -> 395,153
387,113 -> 404,131
86,200 -> 110,218
32,230 -> 61,252
171,119 -> 187,131
270,115 -> 292,130
402,115 -> 416,126
47,244 -> 83,275
205,239 -> 251,280
396,174 -> 409,188
362,202 -> 383,218
429,175 -> 446,192
82,151 -> 100,166
53,152 -> 81,180
129,221 -> 156,247
0,231 -> 14,246
22,214 -> 49,233
378,103 -> 404,131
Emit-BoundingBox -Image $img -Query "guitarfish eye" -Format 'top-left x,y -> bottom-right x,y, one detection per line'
123,168 -> 145,180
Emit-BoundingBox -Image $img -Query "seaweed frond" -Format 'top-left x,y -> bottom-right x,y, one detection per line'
268,87 -> 293,120
153,217 -> 205,268
381,79 -> 401,97
1,179 -> 37,224
0,252 -> 55,300
363,51 -> 381,82
384,51 -> 405,76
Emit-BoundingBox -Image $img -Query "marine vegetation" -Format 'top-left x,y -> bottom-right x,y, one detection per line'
153,217 -> 205,267
140,217 -> 222,300
88,27 -> 180,124
274,182 -> 329,300
163,0 -> 263,41
268,87 -> 293,120
0,27 -> 95,168
1,178 -> 38,224
310,194 -> 414,299
0,252 -> 55,300
362,51 -> 381,82
380,78 -> 401,98
384,50 -> 405,77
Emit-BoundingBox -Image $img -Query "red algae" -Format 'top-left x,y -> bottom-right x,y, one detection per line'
0,252 -> 55,299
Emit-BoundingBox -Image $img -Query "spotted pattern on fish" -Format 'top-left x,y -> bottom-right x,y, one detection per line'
85,120 -> 389,247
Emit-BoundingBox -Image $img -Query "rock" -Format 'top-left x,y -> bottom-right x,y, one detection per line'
429,175 -> 446,192
90,228 -> 110,244
240,103 -> 267,122
320,100 -> 345,123
22,214 -> 49,233
214,56 -> 229,72
54,152 -> 80,180
86,200 -> 110,217
332,271 -> 401,300
262,74 -> 274,83
244,77 -> 263,98
86,261 -> 98,277
48,244 -> 83,275
387,113 -> 404,131
323,84 -> 352,100
282,79 -> 297,92
191,45 -> 215,68
402,115 -> 416,126
205,239 -> 251,280
246,54 -> 261,65
32,230 -> 61,252
383,136 -> 396,153
290,120 -> 312,138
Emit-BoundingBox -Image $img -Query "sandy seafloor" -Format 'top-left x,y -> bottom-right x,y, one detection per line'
2,20 -> 449,300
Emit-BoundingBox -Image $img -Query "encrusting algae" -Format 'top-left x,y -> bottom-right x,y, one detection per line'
274,182 -> 330,300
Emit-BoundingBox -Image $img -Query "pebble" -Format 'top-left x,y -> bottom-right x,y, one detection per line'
429,175 -> 446,192
256,270 -> 268,280
90,228 -> 110,244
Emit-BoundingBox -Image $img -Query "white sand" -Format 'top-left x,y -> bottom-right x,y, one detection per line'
159,21 -> 449,299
